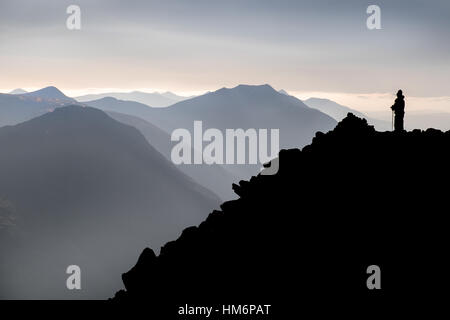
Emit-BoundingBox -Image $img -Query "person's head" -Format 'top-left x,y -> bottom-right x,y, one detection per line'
397,89 -> 403,97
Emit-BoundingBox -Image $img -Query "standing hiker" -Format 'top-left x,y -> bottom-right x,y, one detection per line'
391,90 -> 405,132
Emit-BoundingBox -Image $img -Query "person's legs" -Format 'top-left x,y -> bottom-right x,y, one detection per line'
395,113 -> 404,131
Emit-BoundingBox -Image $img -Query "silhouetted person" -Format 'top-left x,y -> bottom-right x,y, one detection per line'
391,90 -> 405,132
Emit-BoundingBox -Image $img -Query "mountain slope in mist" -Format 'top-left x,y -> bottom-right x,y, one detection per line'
0,105 -> 219,299
76,91 -> 189,107
86,84 -> 337,180
108,111 -> 237,200
0,86 -> 76,127
23,86 -> 76,102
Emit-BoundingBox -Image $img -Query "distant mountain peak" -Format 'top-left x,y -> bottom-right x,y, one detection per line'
235,83 -> 274,90
25,86 -> 74,101
23,104 -> 111,126
32,86 -> 59,93
76,90 -> 187,107
160,91 -> 188,100
9,88 -> 28,94
279,89 -> 289,95
214,84 -> 278,96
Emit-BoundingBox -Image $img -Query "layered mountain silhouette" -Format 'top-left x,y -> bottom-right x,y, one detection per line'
0,86 -> 76,127
86,85 -> 337,180
84,97 -> 156,120
108,111 -> 237,200
23,86 -> 76,102
113,113 -> 449,313
0,106 -> 220,299
2,85 -> 335,200
76,91 -> 189,107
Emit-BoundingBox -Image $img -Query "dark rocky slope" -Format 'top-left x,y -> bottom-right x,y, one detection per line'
113,113 -> 449,313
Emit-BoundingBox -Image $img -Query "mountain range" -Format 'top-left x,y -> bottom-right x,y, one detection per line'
1,84 -> 338,200
0,86 -> 76,127
76,91 -> 191,108
23,86 -> 77,102
84,84 -> 337,180
107,111 -> 238,200
0,105 -> 220,299
3,86 -> 450,132
0,84 -> 340,298
1,83 -> 449,302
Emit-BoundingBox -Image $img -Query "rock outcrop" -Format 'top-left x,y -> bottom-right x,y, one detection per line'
113,113 -> 449,314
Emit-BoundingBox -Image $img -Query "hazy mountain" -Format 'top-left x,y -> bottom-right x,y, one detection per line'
131,84 -> 337,179
86,85 -> 337,180
304,97 -> 391,131
8,88 -> 28,94
278,89 -> 289,95
24,86 -> 76,102
0,86 -> 77,127
108,111 -> 237,200
114,114 -> 449,314
84,97 -> 153,119
0,105 -> 219,299
75,91 -> 189,107
140,84 -> 336,147
106,111 -> 173,157
161,91 -> 195,101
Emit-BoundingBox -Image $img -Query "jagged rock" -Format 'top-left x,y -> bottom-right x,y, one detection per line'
122,248 -> 157,292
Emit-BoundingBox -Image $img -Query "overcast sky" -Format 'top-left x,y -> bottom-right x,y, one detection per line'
0,0 -> 449,101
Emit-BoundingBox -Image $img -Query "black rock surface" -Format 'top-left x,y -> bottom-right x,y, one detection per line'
113,113 -> 449,313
